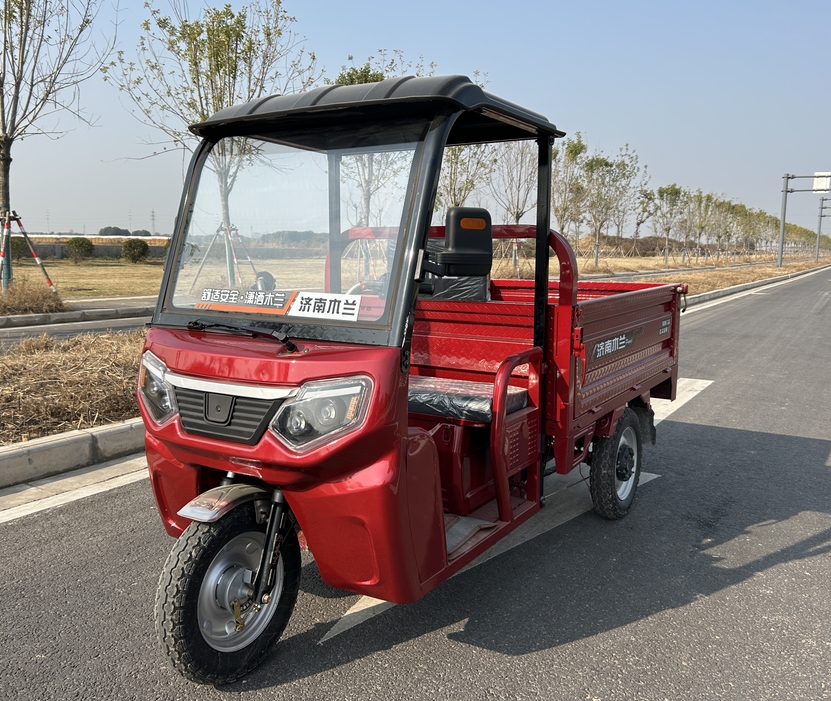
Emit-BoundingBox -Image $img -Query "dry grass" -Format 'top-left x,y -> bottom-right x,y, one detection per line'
0,277 -> 67,315
11,251 -> 825,299
491,252 -> 813,280
10,258 -> 166,298
631,260 -> 825,295
0,330 -> 144,445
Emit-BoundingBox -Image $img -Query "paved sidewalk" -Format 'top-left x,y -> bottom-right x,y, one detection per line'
0,452 -> 147,525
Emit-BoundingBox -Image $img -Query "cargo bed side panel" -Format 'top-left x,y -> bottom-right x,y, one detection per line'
574,285 -> 679,421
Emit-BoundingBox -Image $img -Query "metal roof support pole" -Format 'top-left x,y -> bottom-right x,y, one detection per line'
328,153 -> 342,293
534,133 -> 553,504
533,135 -> 553,350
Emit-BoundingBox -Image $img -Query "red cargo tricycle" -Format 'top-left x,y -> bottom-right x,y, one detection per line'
138,76 -> 685,683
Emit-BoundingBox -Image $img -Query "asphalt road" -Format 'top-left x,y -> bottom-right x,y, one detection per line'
0,316 -> 150,345
1,269 -> 830,700
0,295 -> 153,346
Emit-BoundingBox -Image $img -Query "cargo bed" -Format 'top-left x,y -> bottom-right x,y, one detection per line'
411,230 -> 685,482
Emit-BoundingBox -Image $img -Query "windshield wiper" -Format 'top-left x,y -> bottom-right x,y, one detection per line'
187,319 -> 297,352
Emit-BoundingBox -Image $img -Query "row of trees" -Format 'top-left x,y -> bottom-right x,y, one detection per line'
548,137 -> 825,253
437,132 -> 827,254
97,227 -> 156,237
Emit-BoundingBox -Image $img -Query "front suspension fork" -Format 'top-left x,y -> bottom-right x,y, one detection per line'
253,489 -> 287,605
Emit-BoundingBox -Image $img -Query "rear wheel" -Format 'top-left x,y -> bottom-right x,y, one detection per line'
589,408 -> 642,520
155,504 -> 300,684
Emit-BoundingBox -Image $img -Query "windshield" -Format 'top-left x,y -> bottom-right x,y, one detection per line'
168,124 -> 425,335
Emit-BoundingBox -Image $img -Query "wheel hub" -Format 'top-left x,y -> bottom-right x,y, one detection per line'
616,445 -> 635,481
215,565 -> 255,613
195,531 -> 284,653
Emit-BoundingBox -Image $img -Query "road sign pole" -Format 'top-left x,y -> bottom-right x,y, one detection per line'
777,173 -> 790,268
816,197 -> 824,263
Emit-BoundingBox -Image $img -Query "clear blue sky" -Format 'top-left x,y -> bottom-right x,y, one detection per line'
11,0 -> 831,236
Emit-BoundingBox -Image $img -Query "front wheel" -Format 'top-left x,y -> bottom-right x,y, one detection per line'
155,504 -> 300,684
589,408 -> 643,520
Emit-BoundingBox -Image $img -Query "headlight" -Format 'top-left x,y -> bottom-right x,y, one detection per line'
138,351 -> 178,425
270,376 -> 372,452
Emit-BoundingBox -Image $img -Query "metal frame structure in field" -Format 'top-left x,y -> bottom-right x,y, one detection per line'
0,210 -> 57,294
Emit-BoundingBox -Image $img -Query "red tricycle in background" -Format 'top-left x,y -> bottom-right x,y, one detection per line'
138,75 -> 686,684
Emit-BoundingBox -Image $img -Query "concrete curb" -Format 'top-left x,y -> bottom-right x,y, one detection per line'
1,262 -> 829,489
0,305 -> 154,328
0,418 -> 146,489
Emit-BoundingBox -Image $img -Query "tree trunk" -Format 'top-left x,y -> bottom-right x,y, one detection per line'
217,170 -> 235,287
0,138 -> 12,212
0,138 -> 13,290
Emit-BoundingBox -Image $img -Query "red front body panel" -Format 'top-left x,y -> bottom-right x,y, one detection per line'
142,327 -> 450,603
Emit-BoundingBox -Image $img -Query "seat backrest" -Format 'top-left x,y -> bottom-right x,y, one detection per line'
435,207 -> 493,277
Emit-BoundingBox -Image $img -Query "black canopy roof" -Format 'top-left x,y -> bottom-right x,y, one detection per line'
189,75 -> 565,144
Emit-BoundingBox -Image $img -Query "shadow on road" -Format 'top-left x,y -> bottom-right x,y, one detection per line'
237,419 -> 831,691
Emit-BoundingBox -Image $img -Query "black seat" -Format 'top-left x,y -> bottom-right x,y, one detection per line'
407,375 -> 527,423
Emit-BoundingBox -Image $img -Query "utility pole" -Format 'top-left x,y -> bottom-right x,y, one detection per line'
151,209 -> 156,236
816,197 -> 831,262
777,174 -> 791,268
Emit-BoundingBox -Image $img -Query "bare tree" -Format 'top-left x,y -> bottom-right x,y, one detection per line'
435,144 -> 496,218
102,0 -> 319,225
608,145 -> 644,246
489,140 -> 537,224
653,184 -> 687,255
331,50 -> 436,229
630,188 -> 656,254
0,0 -> 114,212
550,132 -> 587,243
341,151 -> 406,227
583,152 -> 617,256
686,189 -> 715,250
708,197 -> 731,250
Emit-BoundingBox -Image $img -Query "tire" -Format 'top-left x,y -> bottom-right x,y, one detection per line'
155,503 -> 300,684
589,408 -> 643,520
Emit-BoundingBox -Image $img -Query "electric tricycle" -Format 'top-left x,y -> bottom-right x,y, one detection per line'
139,75 -> 686,684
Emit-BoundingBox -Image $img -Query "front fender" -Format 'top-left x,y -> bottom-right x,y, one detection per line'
177,483 -> 270,523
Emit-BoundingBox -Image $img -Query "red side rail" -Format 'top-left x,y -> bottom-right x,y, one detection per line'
490,346 -> 543,522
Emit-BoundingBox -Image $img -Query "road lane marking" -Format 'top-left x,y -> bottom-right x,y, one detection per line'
319,377 -> 714,643
652,378 -> 713,425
